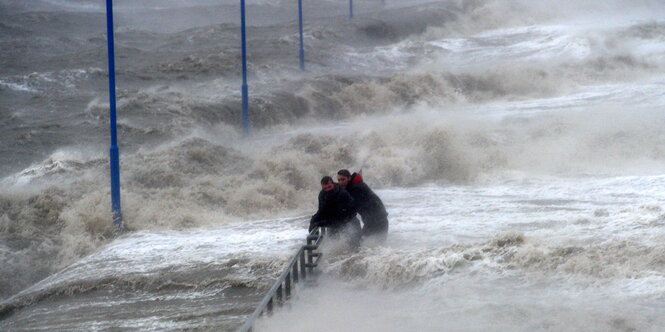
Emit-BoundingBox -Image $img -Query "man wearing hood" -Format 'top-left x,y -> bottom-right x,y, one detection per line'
309,176 -> 361,247
337,169 -> 389,240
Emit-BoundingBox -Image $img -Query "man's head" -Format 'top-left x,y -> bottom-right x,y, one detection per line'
337,169 -> 351,188
321,176 -> 335,191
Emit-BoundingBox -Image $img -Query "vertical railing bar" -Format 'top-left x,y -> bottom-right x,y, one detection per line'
276,284 -> 283,307
293,260 -> 299,283
285,272 -> 292,299
300,250 -> 306,279
307,249 -> 313,274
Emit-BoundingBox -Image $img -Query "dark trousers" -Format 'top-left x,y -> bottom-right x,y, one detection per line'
361,212 -> 389,240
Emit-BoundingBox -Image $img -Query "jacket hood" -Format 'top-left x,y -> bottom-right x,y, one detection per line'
350,172 -> 364,185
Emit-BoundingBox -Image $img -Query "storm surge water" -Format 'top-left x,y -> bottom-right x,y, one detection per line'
2,0 -> 665,330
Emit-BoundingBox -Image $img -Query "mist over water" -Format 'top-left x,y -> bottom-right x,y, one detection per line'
2,0 -> 665,330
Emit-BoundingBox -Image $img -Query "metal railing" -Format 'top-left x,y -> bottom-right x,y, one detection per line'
236,227 -> 327,332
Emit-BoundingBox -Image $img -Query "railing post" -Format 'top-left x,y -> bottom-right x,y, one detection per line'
240,0 -> 249,136
292,261 -> 299,283
349,0 -> 353,19
285,273 -> 292,299
276,284 -> 283,307
105,0 -> 122,232
298,0 -> 305,70
306,249 -> 313,273
299,250 -> 307,279
267,297 -> 273,316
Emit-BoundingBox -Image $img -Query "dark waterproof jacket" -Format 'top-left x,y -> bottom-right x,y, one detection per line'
346,173 -> 388,235
310,184 -> 357,231
346,173 -> 387,217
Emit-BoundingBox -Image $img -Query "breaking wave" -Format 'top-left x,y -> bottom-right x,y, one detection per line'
325,232 -> 665,289
4,97 -> 665,298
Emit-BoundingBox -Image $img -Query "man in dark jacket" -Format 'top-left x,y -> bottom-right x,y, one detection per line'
337,169 -> 388,240
309,176 -> 361,247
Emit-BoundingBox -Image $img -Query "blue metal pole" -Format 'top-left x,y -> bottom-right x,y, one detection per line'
240,0 -> 249,136
349,0 -> 353,19
298,0 -> 305,70
105,0 -> 122,231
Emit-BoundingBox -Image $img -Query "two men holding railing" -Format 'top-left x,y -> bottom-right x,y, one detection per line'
308,170 -> 389,248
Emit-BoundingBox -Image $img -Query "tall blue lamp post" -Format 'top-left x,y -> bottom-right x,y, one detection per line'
298,0 -> 305,70
105,0 -> 122,231
349,0 -> 353,19
240,0 -> 250,136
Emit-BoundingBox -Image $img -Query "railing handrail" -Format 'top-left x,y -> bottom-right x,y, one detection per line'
236,227 -> 325,332
236,246 -> 304,331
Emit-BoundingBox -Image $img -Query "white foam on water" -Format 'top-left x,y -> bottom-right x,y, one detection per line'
0,149 -> 101,187
383,174 -> 665,248
40,0 -> 104,12
428,25 -> 592,65
0,79 -> 37,93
